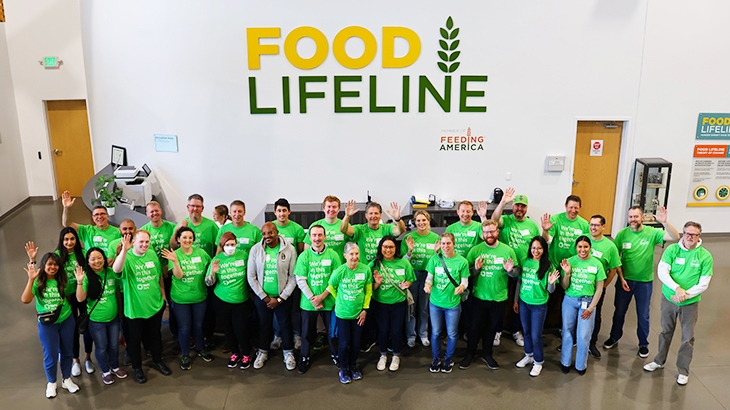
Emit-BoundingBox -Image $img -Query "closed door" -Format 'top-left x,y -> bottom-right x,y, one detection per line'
46,100 -> 95,197
572,121 -> 623,235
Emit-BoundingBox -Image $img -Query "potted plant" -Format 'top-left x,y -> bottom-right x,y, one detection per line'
94,174 -> 123,216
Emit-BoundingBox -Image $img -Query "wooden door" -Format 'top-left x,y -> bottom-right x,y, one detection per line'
46,100 -> 95,197
572,121 -> 623,235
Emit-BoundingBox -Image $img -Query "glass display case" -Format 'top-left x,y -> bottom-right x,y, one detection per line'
630,158 -> 672,226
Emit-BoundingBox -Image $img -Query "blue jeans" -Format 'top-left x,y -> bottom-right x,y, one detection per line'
519,300 -> 548,364
407,270 -> 430,341
38,315 -> 75,383
610,280 -> 652,347
88,319 -> 120,373
429,302 -> 461,361
561,295 -> 596,371
373,300 -> 407,355
171,300 -> 207,356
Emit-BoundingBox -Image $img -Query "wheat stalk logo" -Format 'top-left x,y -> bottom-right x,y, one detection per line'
438,16 -> 460,73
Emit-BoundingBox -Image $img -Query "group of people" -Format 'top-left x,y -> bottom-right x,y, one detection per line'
22,189 -> 714,397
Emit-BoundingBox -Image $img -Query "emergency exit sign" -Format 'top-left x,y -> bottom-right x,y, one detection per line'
43,56 -> 60,68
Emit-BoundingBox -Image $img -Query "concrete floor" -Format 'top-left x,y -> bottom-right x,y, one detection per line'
1,201 -> 728,409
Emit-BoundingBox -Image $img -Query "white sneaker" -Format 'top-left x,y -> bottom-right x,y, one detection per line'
61,378 -> 79,394
71,362 -> 81,377
421,337 -> 430,347
270,337 -> 282,350
253,351 -> 268,369
530,363 -> 543,377
643,362 -> 664,372
493,332 -> 502,347
283,352 -> 296,371
389,356 -> 400,372
516,355 -> 534,368
46,382 -> 57,398
85,359 -> 95,374
677,374 -> 689,385
513,331 -> 524,347
377,355 -> 388,371
294,335 -> 302,350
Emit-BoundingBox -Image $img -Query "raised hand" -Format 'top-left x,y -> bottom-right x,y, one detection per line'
210,259 -> 220,274
475,256 -> 485,271
548,270 -> 561,285
503,187 -> 515,203
476,201 -> 488,220
560,258 -> 571,274
373,271 -> 384,287
345,200 -> 359,217
180,219 -> 189,227
405,236 -> 415,253
541,213 -> 554,231
25,241 -> 38,261
503,257 -> 514,272
161,249 -> 177,262
655,206 -> 668,223
61,190 -> 76,209
386,202 -> 401,220
24,263 -> 40,280
74,265 -> 85,283
121,233 -> 133,250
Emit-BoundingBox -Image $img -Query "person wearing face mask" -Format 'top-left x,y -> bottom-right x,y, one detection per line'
215,200 -> 262,255
61,190 -> 121,253
162,227 -> 213,370
207,232 -> 254,370
304,196 -> 347,261
113,230 -> 171,383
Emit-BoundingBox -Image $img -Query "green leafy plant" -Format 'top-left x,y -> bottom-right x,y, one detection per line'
94,174 -> 123,208
438,16 -> 460,73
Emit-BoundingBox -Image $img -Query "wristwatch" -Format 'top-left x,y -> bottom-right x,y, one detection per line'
276,297 -> 283,303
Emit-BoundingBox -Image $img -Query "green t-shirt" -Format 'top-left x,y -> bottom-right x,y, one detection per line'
547,213 -> 589,268
613,226 -> 665,282
77,224 -> 121,253
120,249 -> 164,319
185,217 -> 219,258
466,242 -> 518,302
660,243 -> 714,306
275,220 -> 306,252
328,263 -> 373,320
215,222 -> 262,254
140,221 -> 176,260
445,220 -> 483,257
54,250 -> 80,297
168,248 -> 211,304
351,224 -> 394,263
519,258 -> 551,305
563,255 -> 607,298
209,250 -> 249,304
401,231 -> 439,271
82,268 -> 119,323
425,253 -> 469,309
263,244 -> 280,297
107,238 -> 122,262
499,215 -> 541,264
32,278 -> 72,324
294,246 -> 342,311
370,258 -> 416,304
590,237 -> 622,275
304,218 -> 346,260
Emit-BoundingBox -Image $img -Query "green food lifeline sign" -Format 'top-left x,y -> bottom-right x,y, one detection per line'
696,113 -> 730,140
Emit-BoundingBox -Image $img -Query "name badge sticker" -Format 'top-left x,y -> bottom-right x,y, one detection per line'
426,243 -> 436,250
622,242 -> 632,249
238,238 -> 250,245
435,267 -> 444,274
355,273 -> 366,281
191,257 -> 202,263
592,250 -> 603,258
94,235 -> 103,242
144,261 -> 156,269
520,229 -> 531,236
333,234 -> 345,241
574,228 -> 583,235
467,231 -> 477,237
587,266 -> 598,273
396,269 -> 406,275
321,259 -> 332,267
234,260 -> 245,267
675,258 -> 686,265
494,258 -> 504,264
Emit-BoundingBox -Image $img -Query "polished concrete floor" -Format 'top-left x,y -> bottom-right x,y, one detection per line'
1,201 -> 728,409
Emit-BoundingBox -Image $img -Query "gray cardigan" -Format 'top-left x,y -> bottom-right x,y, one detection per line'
247,236 -> 297,300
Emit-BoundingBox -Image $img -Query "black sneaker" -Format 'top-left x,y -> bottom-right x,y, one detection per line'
152,361 -> 172,376
133,367 -> 147,384
227,354 -> 240,368
297,357 -> 311,374
429,358 -> 441,373
459,353 -> 475,369
603,337 -> 618,350
560,364 -> 571,374
482,355 -> 499,370
180,355 -> 191,371
197,349 -> 214,363
239,355 -> 252,370
313,333 -> 327,351
576,367 -> 586,376
638,346 -> 649,358
360,341 -> 376,353
441,359 -> 454,373
589,345 -> 601,359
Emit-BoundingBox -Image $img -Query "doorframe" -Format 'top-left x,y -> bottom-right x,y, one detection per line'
573,116 -> 635,236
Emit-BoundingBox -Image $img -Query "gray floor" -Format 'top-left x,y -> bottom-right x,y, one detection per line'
1,201 -> 728,409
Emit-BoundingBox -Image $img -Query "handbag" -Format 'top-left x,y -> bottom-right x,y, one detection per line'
438,253 -> 469,302
379,262 -> 415,307
77,270 -> 108,334
37,303 -> 63,325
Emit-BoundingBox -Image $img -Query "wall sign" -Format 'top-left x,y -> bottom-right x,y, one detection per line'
686,144 -> 730,207
154,134 -> 179,152
590,139 -> 603,156
696,113 -> 730,140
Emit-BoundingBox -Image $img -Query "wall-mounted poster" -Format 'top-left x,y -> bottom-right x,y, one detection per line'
686,144 -> 730,207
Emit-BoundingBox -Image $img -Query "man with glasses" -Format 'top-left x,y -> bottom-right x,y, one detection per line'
604,206 -> 679,358
61,190 -> 121,253
171,194 -> 219,258
643,222 -> 713,385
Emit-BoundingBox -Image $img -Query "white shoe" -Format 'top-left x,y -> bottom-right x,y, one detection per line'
61,378 -> 79,394
389,356 -> 400,372
643,362 -> 664,372
283,352 -> 296,371
421,337 -> 430,347
677,374 -> 689,385
294,335 -> 302,350
516,355 -> 534,368
71,362 -> 81,377
85,359 -> 95,374
493,332 -> 502,347
270,337 -> 282,350
530,364 -> 543,377
253,351 -> 268,369
513,331 -> 524,347
46,382 -> 57,398
377,355 -> 388,371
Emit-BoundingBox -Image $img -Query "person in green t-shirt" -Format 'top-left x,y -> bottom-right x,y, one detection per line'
402,210 -> 439,348
112,231 -> 171,384
162,227 -> 213,370
294,224 -> 343,373
21,252 -> 80,397
643,221 -> 713,386
514,236 -> 560,377
215,200 -> 262,255
108,219 -> 136,264
604,206 -> 679,357
425,233 -> 469,374
61,190 -> 121,253
558,236 -> 606,375
370,236 -> 416,372
304,195 -> 347,261
340,200 -> 407,263
171,193 -> 219,259
273,198 -> 307,254
445,200 -> 484,258
327,242 -> 373,384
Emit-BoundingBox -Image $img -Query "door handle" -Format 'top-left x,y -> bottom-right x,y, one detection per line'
572,179 -> 579,185
54,149 -> 62,155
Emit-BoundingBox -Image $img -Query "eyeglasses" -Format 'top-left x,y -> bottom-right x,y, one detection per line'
187,205 -> 203,209
92,213 -> 108,217
382,245 -> 396,249
483,230 -> 498,236
683,232 -> 700,238
589,223 -> 603,227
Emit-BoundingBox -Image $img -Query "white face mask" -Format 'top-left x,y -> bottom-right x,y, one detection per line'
223,245 -> 237,256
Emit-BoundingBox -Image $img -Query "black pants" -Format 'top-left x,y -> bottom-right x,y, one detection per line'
373,300 -> 408,355
214,295 -> 252,356
301,309 -> 335,358
500,277 -> 523,334
68,293 -> 93,358
163,274 -> 178,337
254,297 -> 294,352
466,298 -> 507,357
590,288 -> 607,346
126,307 -> 164,369
337,317 -> 363,370
203,285 -> 217,342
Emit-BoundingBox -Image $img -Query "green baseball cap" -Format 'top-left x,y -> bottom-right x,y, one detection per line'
513,194 -> 528,206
